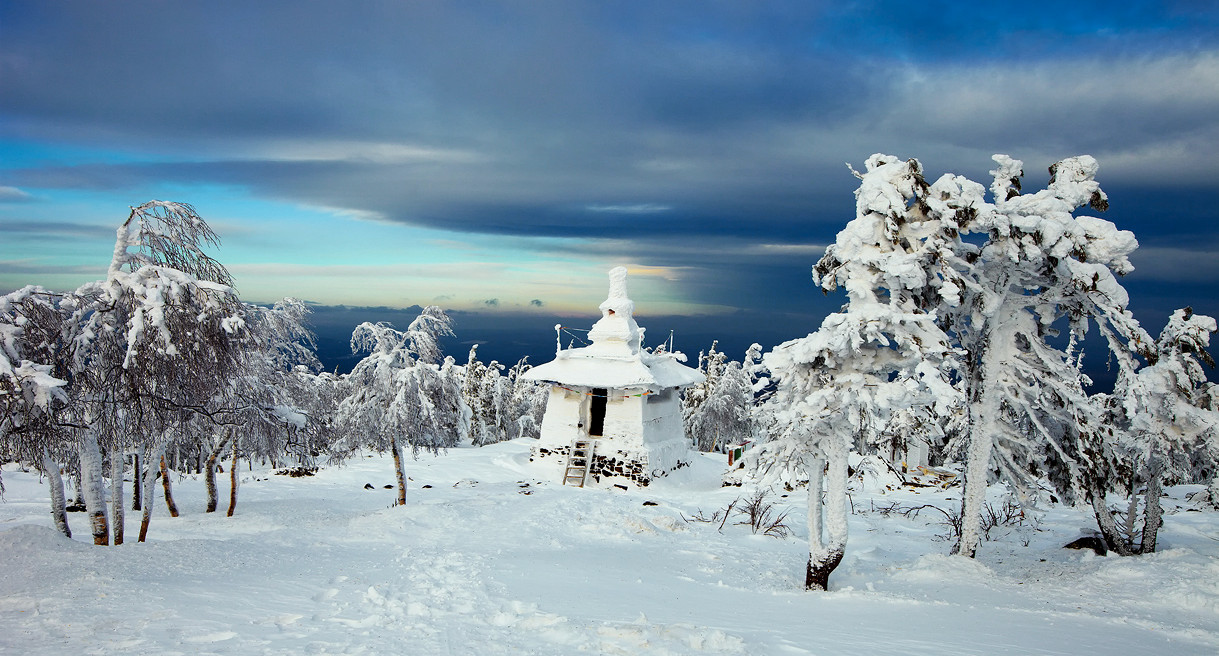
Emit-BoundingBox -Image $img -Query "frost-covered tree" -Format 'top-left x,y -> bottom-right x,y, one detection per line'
923,155 -> 1152,557
759,155 -> 956,590
1091,308 -> 1219,554
687,361 -> 753,453
506,357 -> 546,440
0,286 -> 73,535
743,343 -> 769,397
200,298 -> 324,516
683,341 -> 730,448
473,361 -> 511,446
431,356 -> 468,447
463,345 -> 489,444
2,203 -> 289,542
466,348 -> 538,446
335,307 -> 458,505
15,201 -> 250,545
762,311 -> 955,590
832,155 -> 1151,558
462,352 -> 540,445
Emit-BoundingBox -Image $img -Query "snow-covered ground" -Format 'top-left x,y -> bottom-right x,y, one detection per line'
2,440 -> 1217,655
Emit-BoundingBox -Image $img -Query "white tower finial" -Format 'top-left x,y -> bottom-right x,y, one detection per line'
607,266 -> 629,301
599,266 -> 635,318
589,266 -> 641,354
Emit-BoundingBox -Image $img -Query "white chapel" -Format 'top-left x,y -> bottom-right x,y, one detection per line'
521,267 -> 704,488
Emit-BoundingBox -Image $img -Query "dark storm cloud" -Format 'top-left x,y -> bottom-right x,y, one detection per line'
0,0 -> 888,247
3,0 -> 1218,334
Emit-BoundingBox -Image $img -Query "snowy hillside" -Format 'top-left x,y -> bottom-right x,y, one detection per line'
2,440 -> 1217,655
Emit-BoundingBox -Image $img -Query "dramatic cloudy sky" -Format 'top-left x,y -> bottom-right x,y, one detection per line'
2,1 -> 1218,366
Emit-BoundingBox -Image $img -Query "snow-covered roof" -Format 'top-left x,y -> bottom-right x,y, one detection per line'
521,267 -> 704,390
523,348 -> 704,390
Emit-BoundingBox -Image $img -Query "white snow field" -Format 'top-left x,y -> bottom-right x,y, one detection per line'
2,440 -> 1218,655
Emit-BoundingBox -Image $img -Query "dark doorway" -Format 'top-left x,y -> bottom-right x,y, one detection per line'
588,388 -> 608,437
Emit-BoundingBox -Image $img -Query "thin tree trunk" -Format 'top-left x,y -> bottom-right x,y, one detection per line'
392,437 -> 407,506
72,469 -> 84,508
205,429 -> 233,513
138,444 -> 164,542
41,450 -> 71,539
160,456 -> 179,517
1123,481 -> 1139,545
807,441 -> 849,591
111,448 -> 125,545
1089,478 -> 1134,556
804,456 -> 827,590
956,428 -> 994,557
227,439 -> 239,517
1140,459 -> 1164,554
131,447 -> 142,511
79,432 -> 109,546
956,321 -> 1010,559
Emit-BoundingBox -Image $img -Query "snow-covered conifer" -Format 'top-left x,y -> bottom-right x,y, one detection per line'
687,361 -> 754,453
472,361 -> 509,446
507,358 -> 546,440
819,155 -> 1155,558
920,155 -> 1153,557
758,155 -> 956,589
1092,308 -> 1219,554
463,345 -> 488,444
683,341 -> 728,447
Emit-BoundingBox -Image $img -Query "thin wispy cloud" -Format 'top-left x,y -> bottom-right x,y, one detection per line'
585,204 -> 673,214
0,186 -> 34,202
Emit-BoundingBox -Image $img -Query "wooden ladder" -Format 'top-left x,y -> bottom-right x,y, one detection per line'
563,439 -> 595,487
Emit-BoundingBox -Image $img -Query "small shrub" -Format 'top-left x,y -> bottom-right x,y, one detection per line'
895,497 -> 1027,543
682,491 -> 791,538
735,490 -> 792,538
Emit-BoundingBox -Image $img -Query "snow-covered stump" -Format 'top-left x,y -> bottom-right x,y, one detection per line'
79,432 -> 109,545
40,450 -> 71,539
111,448 -> 124,545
